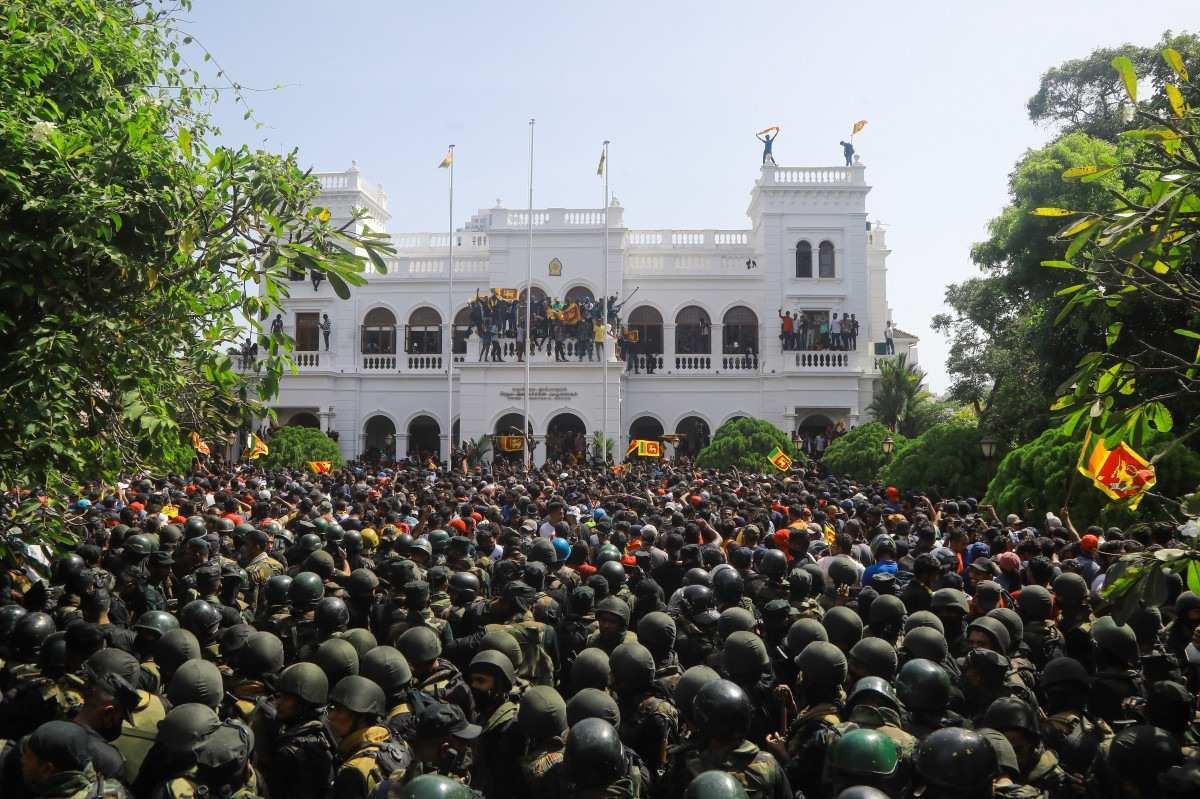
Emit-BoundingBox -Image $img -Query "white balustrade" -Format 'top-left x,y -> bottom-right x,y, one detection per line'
406,354 -> 444,371
720,353 -> 759,372
763,165 -> 865,186
674,354 -> 713,373
793,351 -> 852,369
362,354 -> 397,370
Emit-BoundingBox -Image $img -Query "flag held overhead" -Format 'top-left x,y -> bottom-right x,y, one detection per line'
767,446 -> 793,472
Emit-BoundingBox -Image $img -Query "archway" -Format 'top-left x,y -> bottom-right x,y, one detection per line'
722,306 -> 758,354
628,306 -> 664,354
796,414 -> 837,458
629,416 -> 664,441
675,306 -> 711,354
676,416 -> 711,458
361,308 -> 397,354
565,286 -> 595,307
406,307 -> 442,354
546,412 -> 587,463
494,412 -> 533,460
407,415 -> 440,460
452,307 -> 474,357
362,415 -> 396,461
287,412 -> 320,429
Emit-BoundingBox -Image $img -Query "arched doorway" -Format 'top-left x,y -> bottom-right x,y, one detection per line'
406,308 -> 443,355
362,415 -> 396,461
796,414 -> 837,458
452,307 -> 473,359
675,306 -> 711,354
408,416 -> 440,461
676,416 -> 711,458
494,412 -> 533,460
361,308 -> 397,354
629,416 -> 665,441
287,412 -> 320,429
565,286 -> 595,308
722,306 -> 758,354
627,306 -> 664,354
546,412 -> 587,463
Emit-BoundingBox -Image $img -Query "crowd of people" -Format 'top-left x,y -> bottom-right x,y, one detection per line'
460,291 -> 623,364
777,311 -> 860,352
1,458 -> 1198,799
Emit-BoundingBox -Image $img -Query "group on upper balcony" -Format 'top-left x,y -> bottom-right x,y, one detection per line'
778,309 -> 860,352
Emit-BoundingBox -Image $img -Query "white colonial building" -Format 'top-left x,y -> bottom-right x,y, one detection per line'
255,159 -> 916,463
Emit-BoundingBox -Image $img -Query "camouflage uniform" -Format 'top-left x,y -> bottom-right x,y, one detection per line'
414,659 -> 474,720
0,669 -> 85,739
1042,710 -> 1112,778
333,725 -> 411,799
114,689 -> 167,784
520,741 -> 565,799
666,740 -> 791,799
244,552 -> 284,613
618,691 -> 679,779
783,702 -> 842,799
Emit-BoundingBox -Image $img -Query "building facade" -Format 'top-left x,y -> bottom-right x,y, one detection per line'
256,159 -> 916,463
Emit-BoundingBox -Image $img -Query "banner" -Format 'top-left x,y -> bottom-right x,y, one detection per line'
497,435 -> 525,452
1077,434 -> 1156,509
190,431 -> 210,456
246,434 -> 269,460
308,461 -> 332,474
493,288 -> 520,301
627,439 -> 662,458
767,446 -> 793,472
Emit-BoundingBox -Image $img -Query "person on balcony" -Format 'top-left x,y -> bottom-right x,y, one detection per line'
840,140 -> 855,166
850,314 -> 859,350
778,309 -> 794,350
591,319 -> 606,362
320,314 -> 331,351
885,321 -> 895,355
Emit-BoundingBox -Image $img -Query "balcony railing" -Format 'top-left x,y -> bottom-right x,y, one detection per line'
793,351 -> 852,369
362,355 -> 397,371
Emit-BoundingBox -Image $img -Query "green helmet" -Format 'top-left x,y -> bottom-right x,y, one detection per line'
330,674 -> 386,717
596,545 -> 622,566
685,771 -> 750,799
675,665 -> 721,726
983,696 -> 1040,738
155,628 -> 201,678
1092,615 -> 1139,667
265,574 -> 293,606
610,642 -> 655,691
125,534 -> 156,556
828,728 -> 899,783
398,774 -> 476,799
277,662 -> 329,706
134,610 -> 180,639
428,530 -> 450,552
239,631 -> 284,677
313,638 -> 360,686
234,523 -> 256,539
635,611 -> 676,661
902,626 -> 949,663
786,618 -> 829,655
167,659 -> 224,709
346,568 -> 380,600
848,637 -> 898,681
339,628 -> 378,659
566,687 -> 621,728
518,684 -> 568,739
468,649 -> 515,689
183,516 -> 208,538
397,626 -> 442,664
158,703 -> 221,755
289,571 -> 325,608
479,630 -> 524,671
847,676 -> 901,713
823,606 -> 864,652
565,718 -> 625,789
718,607 -> 757,641
694,680 -> 752,740
595,597 -> 631,627
794,641 -> 848,690
571,647 -> 611,693
722,630 -> 769,679
896,658 -> 951,712
915,728 -> 997,794
359,646 -> 412,700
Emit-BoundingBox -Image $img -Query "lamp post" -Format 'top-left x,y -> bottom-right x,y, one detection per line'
882,435 -> 895,459
384,433 -> 395,462
979,435 -> 998,461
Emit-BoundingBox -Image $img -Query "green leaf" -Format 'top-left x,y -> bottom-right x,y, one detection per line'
178,128 -> 192,157
1106,322 -> 1123,347
325,270 -> 351,300
1165,84 -> 1187,119
1032,207 -> 1074,217
1041,260 -> 1075,269
1163,47 -> 1189,82
1188,561 -> 1200,596
1060,216 -> 1100,238
1148,402 -> 1173,433
1111,55 -> 1138,103
1174,328 -> 1200,341
1055,283 -> 1086,297
366,247 -> 388,275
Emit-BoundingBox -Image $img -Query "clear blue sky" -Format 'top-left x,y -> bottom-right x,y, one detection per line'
184,1 -> 1198,392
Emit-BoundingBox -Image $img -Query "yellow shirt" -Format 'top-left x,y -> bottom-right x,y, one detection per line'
593,323 -> 606,343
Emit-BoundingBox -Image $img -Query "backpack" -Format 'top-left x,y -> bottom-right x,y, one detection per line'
489,620 -> 555,686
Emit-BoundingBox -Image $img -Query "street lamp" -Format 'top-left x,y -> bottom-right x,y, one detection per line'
882,436 -> 895,456
980,435 -> 998,460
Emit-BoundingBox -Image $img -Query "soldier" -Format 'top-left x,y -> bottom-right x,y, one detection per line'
256,574 -> 293,636
558,586 -> 598,664
327,675 -> 410,799
588,597 -> 638,655
154,629 -> 201,689
1016,585 -> 1064,670
841,677 -> 916,762
388,581 -> 453,652
766,641 -> 845,798
10,719 -> 129,799
344,569 -> 383,636
481,581 -> 556,686
427,566 -> 452,620
748,551 -> 789,611
259,662 -> 335,799
983,697 -> 1077,797
360,645 -> 418,740
395,774 -> 480,799
824,728 -> 906,796
83,648 -> 164,784
397,627 -> 474,720
517,685 -> 568,799
913,728 -> 998,799
465,650 -> 524,793
223,631 -> 283,724
563,717 -> 645,799
148,703 -> 224,799
786,568 -> 823,621
278,572 -> 324,662
1036,656 -> 1112,780
1054,573 -> 1095,667
240,529 -> 283,614
721,631 -> 783,745
673,586 -> 720,669
178,600 -> 221,662
312,638 -> 360,689
635,611 -> 682,697
1,611 -> 56,690
610,641 -> 678,779
929,588 -> 970,658
1089,617 -> 1145,725
406,703 -> 479,785
128,551 -> 174,617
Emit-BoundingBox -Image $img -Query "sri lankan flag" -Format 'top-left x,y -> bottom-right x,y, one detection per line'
438,147 -> 453,168
494,288 -> 520,301
308,461 -> 332,474
190,431 -> 211,456
1077,433 -> 1156,509
497,435 -> 525,452
767,446 -> 793,472
626,439 -> 662,458
852,120 -> 868,135
246,434 -> 269,460
560,303 -> 581,324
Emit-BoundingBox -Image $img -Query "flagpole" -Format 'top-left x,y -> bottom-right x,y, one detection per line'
524,119 -> 535,470
446,144 -> 455,468
601,140 -> 610,466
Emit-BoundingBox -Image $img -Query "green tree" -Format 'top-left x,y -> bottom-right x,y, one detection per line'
259,428 -> 344,471
695,417 -> 801,472
880,420 -> 996,498
867,355 -> 942,436
820,422 -> 905,482
0,0 -> 392,547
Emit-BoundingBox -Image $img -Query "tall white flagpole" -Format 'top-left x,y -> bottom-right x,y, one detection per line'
601,140 -> 610,466
524,119 -> 535,469
446,144 -> 455,468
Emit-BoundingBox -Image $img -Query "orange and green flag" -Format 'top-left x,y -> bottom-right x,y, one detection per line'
190,431 -> 211,456
627,439 -> 662,458
246,434 -> 269,460
497,435 -> 525,452
767,446 -> 793,472
1077,433 -> 1156,509
308,461 -> 332,474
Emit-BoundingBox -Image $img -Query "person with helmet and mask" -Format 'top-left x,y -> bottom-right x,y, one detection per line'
665,679 -> 791,799
563,718 -> 645,799
178,599 -> 221,662
722,631 -> 784,745
1016,584 -> 1064,670
1089,616 -> 1146,725
465,650 -> 524,796
983,697 -> 1077,797
130,610 -> 178,692
841,676 -> 917,762
446,571 -> 482,638
278,571 -> 323,662
749,549 -> 789,611
1036,656 -> 1111,780
256,574 -> 293,635
610,641 -> 678,779
765,641 -> 845,797
517,685 -> 568,799
327,675 -> 410,799
636,611 -> 682,697
397,626 -> 474,721
240,528 -> 283,614
673,585 -> 720,669
258,662 -> 335,799
588,596 -> 637,655
223,631 -> 283,724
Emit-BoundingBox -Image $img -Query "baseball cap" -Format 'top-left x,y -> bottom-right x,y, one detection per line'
416,702 -> 481,740
521,519 -> 538,533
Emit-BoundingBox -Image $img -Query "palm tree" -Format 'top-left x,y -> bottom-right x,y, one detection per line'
464,434 -> 492,467
591,431 -> 615,462
868,354 -> 927,433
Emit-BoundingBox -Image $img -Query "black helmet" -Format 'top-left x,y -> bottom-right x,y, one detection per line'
265,574 -> 292,606
685,771 -> 750,799
346,569 -> 379,600
0,604 -> 28,639
134,610 -> 180,639
183,516 -> 208,538
239,631 -> 284,677
1039,656 -> 1091,690
834,789 -> 889,799
277,662 -> 329,706
313,637 -> 360,685
315,597 -> 350,632
468,649 -> 516,690
823,606 -> 864,652
566,687 -> 621,728
598,560 -> 626,591
571,647 -> 611,693
564,718 -> 626,789
158,702 -> 221,756
13,611 -> 55,657
722,631 -> 769,679
179,600 -> 221,641
155,628 -> 201,678
360,646 -> 412,699
1092,616 -> 1139,667
915,728 -> 997,795
124,535 -> 156,556
329,674 -> 385,717
610,642 -> 655,691
847,676 -> 901,713
712,568 -> 745,603
518,684 -> 568,739
693,679 -> 751,740
288,571 -> 325,608
635,611 -> 676,661
53,553 -> 87,584
167,659 -> 224,709
297,533 -> 322,553
983,696 -> 1040,738
786,618 -> 829,655
448,571 -> 480,603
675,665 -> 721,726
39,631 -> 68,675
1017,585 -> 1052,621
901,626 -> 949,663
896,658 -> 950,712
681,584 -> 717,620
215,518 -> 235,534
397,774 -> 476,799
397,626 -> 442,664
760,549 -> 788,578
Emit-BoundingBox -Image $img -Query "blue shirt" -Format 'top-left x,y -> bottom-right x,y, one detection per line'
862,560 -> 898,586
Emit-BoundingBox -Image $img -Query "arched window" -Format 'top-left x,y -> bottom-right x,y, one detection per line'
564,286 -> 595,307
795,241 -> 813,278
819,241 -> 835,278
722,306 -> 758,354
361,308 -> 396,354
628,306 -> 664,354
406,307 -> 442,354
675,306 -> 711,354
452,307 -> 473,355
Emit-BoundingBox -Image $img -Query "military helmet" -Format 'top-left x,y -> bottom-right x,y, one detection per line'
718,607 -> 757,641
896,658 -> 951,712
518,684 -> 568,739
983,696 -> 1040,738
528,537 -> 557,566
849,637 -> 898,680
313,637 -> 360,686
288,571 -> 325,608
596,544 -> 622,566
360,646 -> 412,699
339,628 -> 378,659
722,630 -> 770,678
847,675 -> 901,713
0,604 -> 28,639
685,771 -> 749,799
905,610 -> 944,635
315,596 -> 350,632
985,608 -> 1023,654
234,522 -> 256,539
167,659 -> 224,709
427,530 -> 450,552
827,556 -> 860,587
712,568 -> 744,603
1092,615 -> 1139,667
610,641 -> 655,690
787,567 -> 813,597
124,534 -> 156,556
239,631 -> 284,677
155,628 -> 201,677
1039,656 -> 1091,690
39,631 -> 68,675
823,606 -> 864,652
930,588 -> 969,614
902,626 -> 949,663
595,596 -> 631,627
214,518 -> 235,534
566,687 -> 621,728
571,647 -> 611,693
675,664 -> 721,726
795,641 -> 848,690
868,594 -> 907,629
1053,572 -> 1089,603
53,552 -> 87,584
407,538 -> 433,559
398,774 -> 476,799
915,728 -> 998,794
693,679 -> 751,739
468,649 -> 516,689
277,662 -> 329,706
760,549 -> 788,578
833,789 -> 889,799
329,674 -> 386,717
133,610 -> 179,639
479,630 -> 523,671
13,611 -> 56,657
827,728 -> 899,781
1017,584 -> 1053,621
564,718 -> 626,789
158,703 -> 221,756
636,611 -> 677,661
966,617 -> 1011,654
345,568 -> 379,600
397,625 -> 443,664
448,571 -> 480,603
265,574 -> 292,606
598,560 -> 627,592
297,533 -> 323,553
786,618 -> 829,655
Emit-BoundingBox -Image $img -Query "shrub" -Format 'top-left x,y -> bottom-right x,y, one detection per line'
695,417 -> 802,472
259,427 -> 344,471
821,422 -> 904,482
880,420 -> 995,498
